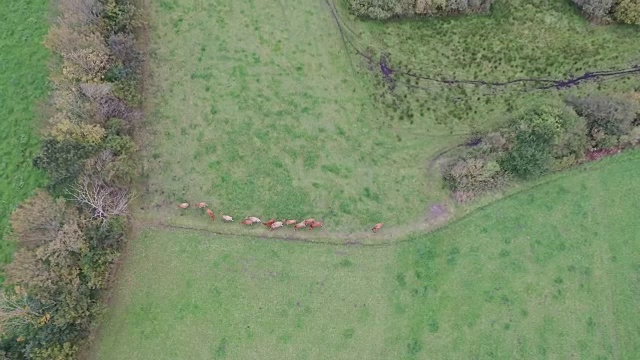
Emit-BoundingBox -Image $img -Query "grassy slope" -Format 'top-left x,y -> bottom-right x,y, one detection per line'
0,1 -> 48,264
351,0 -> 640,131
96,150 -> 640,359
140,0 -> 639,232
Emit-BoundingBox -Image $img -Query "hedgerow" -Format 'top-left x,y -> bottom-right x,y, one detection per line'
0,0 -> 143,358
348,0 -> 495,19
442,99 -> 639,201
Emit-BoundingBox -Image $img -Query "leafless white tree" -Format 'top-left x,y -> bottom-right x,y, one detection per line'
70,174 -> 135,219
0,293 -> 43,333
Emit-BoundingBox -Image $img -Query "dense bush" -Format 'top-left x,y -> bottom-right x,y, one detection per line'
566,95 -> 639,148
443,157 -> 506,194
614,0 -> 640,24
2,206 -> 124,360
0,0 -> 142,358
348,0 -> 494,19
498,106 -> 589,179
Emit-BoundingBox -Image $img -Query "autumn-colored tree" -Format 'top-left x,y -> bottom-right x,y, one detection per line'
9,190 -> 67,249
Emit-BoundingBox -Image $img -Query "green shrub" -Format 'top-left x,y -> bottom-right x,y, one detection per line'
33,138 -> 99,190
614,0 -> 640,24
498,105 -> 588,179
566,95 -> 638,148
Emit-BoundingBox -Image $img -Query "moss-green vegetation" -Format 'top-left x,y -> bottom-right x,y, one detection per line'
0,0 -> 49,264
97,151 -> 640,359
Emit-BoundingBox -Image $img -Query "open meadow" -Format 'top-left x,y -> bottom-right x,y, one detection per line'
96,151 -> 640,359
139,0 -> 639,232
93,0 -> 640,358
0,1 -> 49,265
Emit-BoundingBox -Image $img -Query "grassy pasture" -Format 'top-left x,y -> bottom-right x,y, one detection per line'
96,151 -> 640,359
0,0 -> 49,264
140,0 -> 640,232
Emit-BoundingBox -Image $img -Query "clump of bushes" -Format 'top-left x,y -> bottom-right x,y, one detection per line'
0,0 -> 143,358
572,0 -> 640,24
566,95 -> 639,149
442,97 -> 639,201
498,106 -> 588,179
348,0 -> 495,20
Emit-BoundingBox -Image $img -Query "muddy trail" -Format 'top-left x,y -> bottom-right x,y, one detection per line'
137,146 -> 638,248
324,0 -> 640,93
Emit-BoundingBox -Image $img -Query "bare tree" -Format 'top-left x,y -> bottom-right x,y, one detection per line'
0,293 -> 43,334
70,174 -> 134,219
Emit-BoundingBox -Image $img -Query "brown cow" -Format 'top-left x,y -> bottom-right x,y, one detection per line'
206,209 -> 215,221
263,219 -> 276,227
177,203 -> 189,209
304,218 -> 315,225
270,221 -> 283,230
308,221 -> 323,230
284,219 -> 297,225
241,219 -> 254,225
294,222 -> 306,231
222,215 -> 233,222
372,223 -> 384,233
194,202 -> 207,208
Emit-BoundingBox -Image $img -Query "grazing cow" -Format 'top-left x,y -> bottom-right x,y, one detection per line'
247,217 -> 262,223
308,221 -> 323,230
304,218 -> 315,225
241,219 -> 254,225
222,215 -> 233,222
372,223 -> 384,233
270,221 -> 283,230
177,203 -> 189,209
264,219 -> 276,227
194,202 -> 207,208
294,222 -> 306,231
206,209 -> 215,221
285,219 -> 297,225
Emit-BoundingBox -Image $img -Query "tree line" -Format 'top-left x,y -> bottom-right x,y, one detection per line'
0,0 -> 143,358
348,0 -> 640,24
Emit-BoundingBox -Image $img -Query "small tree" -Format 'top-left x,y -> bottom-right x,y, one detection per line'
10,191 -> 67,249
498,105 -> 586,179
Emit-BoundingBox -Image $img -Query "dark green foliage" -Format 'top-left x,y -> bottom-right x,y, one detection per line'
32,138 -> 98,191
498,126 -> 556,179
348,0 -> 494,19
498,106 -> 589,179
566,95 -> 638,148
84,216 -> 126,250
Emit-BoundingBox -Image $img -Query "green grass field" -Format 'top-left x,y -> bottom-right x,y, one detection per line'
0,1 -> 49,264
139,0 -> 640,232
96,151 -> 640,359
94,0 -> 640,358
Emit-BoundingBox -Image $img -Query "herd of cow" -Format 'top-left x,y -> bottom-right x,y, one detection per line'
177,202 -> 385,233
